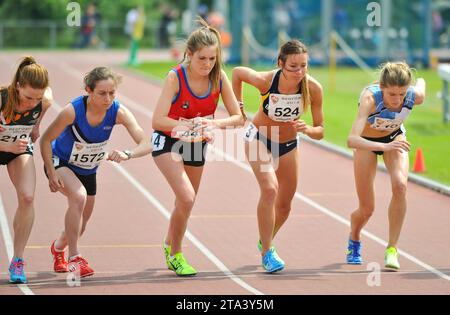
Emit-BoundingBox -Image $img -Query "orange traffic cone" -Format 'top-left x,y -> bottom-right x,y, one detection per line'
413,148 -> 426,173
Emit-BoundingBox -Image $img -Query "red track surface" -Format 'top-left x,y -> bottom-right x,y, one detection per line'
0,51 -> 449,295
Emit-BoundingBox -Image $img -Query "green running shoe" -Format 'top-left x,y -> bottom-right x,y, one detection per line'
384,246 -> 400,270
163,243 -> 174,271
168,253 -> 197,277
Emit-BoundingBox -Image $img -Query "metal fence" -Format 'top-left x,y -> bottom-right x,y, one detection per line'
0,20 -> 160,49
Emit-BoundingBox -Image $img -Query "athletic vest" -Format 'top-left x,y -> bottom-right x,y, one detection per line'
260,70 -> 303,122
363,84 -> 415,132
162,64 -> 221,137
52,95 -> 119,175
0,88 -> 42,126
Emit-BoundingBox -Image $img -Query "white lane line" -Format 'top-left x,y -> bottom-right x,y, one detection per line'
112,163 -> 264,295
0,195 -> 35,295
47,61 -> 264,295
56,60 -> 450,283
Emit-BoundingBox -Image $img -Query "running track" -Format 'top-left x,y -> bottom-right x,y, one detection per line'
0,51 -> 449,295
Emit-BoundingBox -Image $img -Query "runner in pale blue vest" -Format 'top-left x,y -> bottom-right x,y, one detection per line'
346,62 -> 426,270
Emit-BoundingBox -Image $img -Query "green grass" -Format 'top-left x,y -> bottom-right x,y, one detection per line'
128,61 -> 450,186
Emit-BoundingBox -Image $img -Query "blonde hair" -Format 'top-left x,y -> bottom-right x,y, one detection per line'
378,61 -> 414,87
84,67 -> 122,91
277,39 -> 311,113
181,17 -> 222,92
1,56 -> 49,121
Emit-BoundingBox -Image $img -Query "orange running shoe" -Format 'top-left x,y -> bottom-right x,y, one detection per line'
51,241 -> 69,273
68,256 -> 94,278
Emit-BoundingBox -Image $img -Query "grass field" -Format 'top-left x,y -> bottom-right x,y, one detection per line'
129,61 -> 450,186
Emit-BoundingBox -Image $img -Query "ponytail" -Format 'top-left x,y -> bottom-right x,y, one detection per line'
1,56 -> 49,122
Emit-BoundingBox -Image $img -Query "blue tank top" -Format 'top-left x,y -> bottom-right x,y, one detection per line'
364,84 -> 415,132
52,96 -> 119,175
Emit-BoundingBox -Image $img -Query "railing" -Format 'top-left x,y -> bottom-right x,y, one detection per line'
0,20 -> 159,49
438,63 -> 450,124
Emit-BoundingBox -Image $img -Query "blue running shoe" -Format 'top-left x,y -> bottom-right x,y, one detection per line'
346,239 -> 362,265
262,248 -> 285,273
9,257 -> 27,284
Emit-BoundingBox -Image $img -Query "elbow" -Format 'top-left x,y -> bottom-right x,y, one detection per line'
237,114 -> 246,127
347,136 -> 356,149
416,92 -> 425,105
152,117 -> 161,131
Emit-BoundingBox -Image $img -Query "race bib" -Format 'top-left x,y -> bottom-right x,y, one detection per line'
152,132 -> 166,152
0,125 -> 33,143
267,93 -> 303,122
371,117 -> 403,132
243,122 -> 258,142
68,140 -> 108,169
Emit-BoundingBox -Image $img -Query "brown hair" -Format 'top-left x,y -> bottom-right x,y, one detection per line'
378,61 -> 414,87
277,39 -> 311,112
1,56 -> 49,121
181,17 -> 222,92
84,67 -> 122,91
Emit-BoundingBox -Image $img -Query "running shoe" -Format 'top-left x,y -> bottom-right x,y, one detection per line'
51,241 -> 69,273
384,246 -> 400,270
163,243 -> 174,271
262,247 -> 285,273
9,257 -> 27,284
168,253 -> 197,276
68,256 -> 94,278
346,239 -> 363,265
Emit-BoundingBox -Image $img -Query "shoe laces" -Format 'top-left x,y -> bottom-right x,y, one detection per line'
71,256 -> 88,269
11,260 -> 25,275
54,252 -> 65,263
171,254 -> 187,269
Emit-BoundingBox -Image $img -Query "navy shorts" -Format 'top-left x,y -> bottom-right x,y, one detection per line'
151,131 -> 208,167
44,156 -> 97,196
243,123 -> 298,159
363,129 -> 404,155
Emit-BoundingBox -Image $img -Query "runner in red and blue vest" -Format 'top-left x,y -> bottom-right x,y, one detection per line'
152,18 -> 244,276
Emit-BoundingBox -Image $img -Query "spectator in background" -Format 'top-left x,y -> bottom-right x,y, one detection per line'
158,5 -> 177,48
333,6 -> 349,38
125,6 -> 146,66
432,10 -> 446,47
77,3 -> 101,49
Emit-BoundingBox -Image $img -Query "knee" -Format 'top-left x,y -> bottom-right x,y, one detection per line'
391,180 -> 407,197
276,204 -> 291,217
68,192 -> 87,212
176,193 -> 196,211
18,193 -> 34,207
358,204 -> 375,220
260,183 -> 278,203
